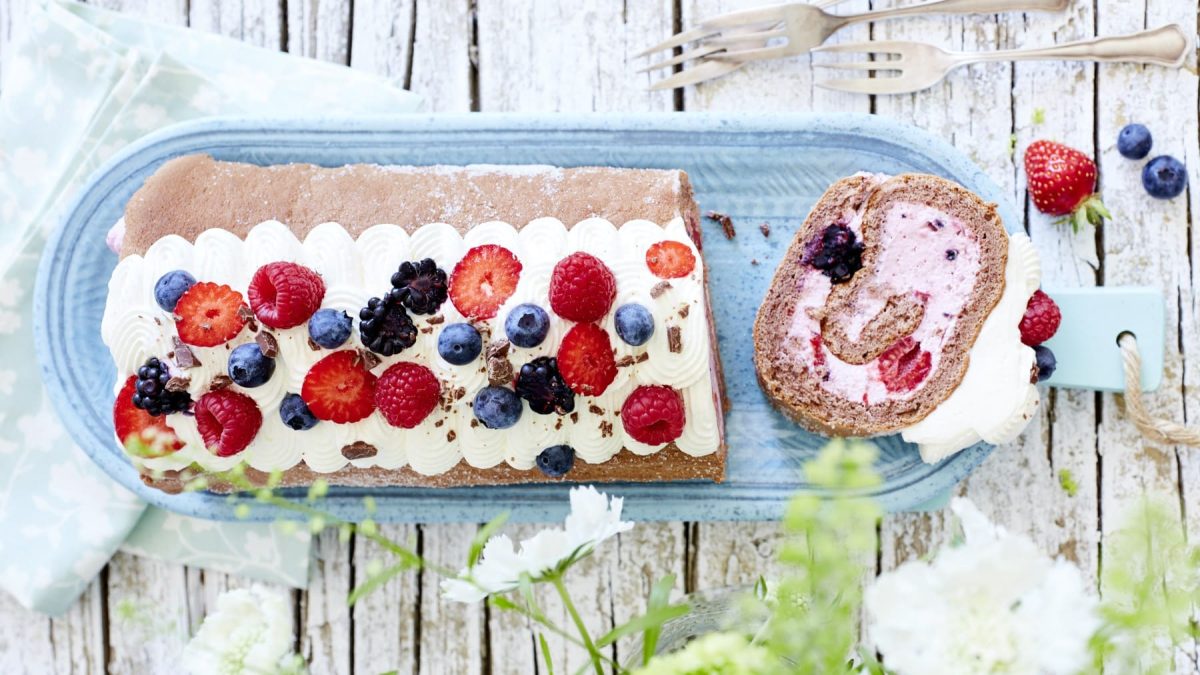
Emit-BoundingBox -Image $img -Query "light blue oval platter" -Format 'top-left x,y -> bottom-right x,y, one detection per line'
35,113 -> 1017,523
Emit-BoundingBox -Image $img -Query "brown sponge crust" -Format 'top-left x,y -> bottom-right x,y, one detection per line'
752,173 -> 1007,437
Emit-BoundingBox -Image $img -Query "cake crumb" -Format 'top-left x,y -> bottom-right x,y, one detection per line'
650,281 -> 672,299
706,210 -> 736,239
667,326 -> 682,353
759,222 -> 771,237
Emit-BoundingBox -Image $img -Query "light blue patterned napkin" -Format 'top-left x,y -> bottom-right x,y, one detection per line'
0,1 -> 422,615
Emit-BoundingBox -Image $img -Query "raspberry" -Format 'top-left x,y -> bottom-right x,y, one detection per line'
645,241 -> 697,279
248,262 -> 326,329
113,375 -> 183,457
1019,290 -> 1061,346
193,389 -> 262,457
557,323 -> 617,396
620,385 -> 686,445
449,245 -> 523,320
549,252 -> 616,322
301,350 -> 378,423
375,362 -> 441,428
877,337 -> 932,394
174,282 -> 248,347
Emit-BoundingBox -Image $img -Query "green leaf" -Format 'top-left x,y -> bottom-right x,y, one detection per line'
347,561 -> 411,606
641,574 -> 677,664
754,575 -> 769,601
595,601 -> 690,648
538,633 -> 555,675
1058,469 -> 1079,497
468,512 -> 510,567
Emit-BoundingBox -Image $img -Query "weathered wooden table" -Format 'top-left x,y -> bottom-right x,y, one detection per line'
1,0 -> 1197,672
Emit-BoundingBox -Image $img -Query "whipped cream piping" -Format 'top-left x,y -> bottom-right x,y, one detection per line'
102,217 -> 720,475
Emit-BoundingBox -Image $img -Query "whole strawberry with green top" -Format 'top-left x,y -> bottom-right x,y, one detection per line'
1024,140 -> 1111,232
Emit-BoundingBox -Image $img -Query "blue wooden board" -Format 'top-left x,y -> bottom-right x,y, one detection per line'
36,113 -> 1029,522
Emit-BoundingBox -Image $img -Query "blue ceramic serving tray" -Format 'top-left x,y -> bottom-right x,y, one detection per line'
37,113 -> 1016,523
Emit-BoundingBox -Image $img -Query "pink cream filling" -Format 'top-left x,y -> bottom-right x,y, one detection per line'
786,202 -> 982,405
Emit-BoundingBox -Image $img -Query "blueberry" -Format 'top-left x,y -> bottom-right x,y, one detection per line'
308,309 -> 353,349
1142,155 -> 1188,199
473,386 -> 522,429
279,393 -> 318,430
438,323 -> 483,365
228,343 -> 275,387
536,444 -> 575,478
1033,345 -> 1056,382
154,270 -> 197,312
505,304 -> 550,348
614,303 -> 655,346
1117,123 -> 1153,160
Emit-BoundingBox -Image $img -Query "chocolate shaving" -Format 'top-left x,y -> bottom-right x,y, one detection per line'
420,326 -> 433,334
434,419 -> 444,427
650,281 -> 673,299
209,375 -> 233,391
570,412 -> 580,423
635,352 -> 649,364
427,315 -> 445,325
486,339 -> 515,387
358,349 -> 382,370
237,305 -> 259,333
446,430 -> 457,442
255,331 -> 279,358
165,376 -> 191,393
554,417 -> 563,430
599,421 -> 614,438
667,326 -> 682,353
172,338 -> 201,368
588,403 -> 603,415
615,355 -> 636,368
706,210 -> 736,239
452,387 -> 466,401
751,258 -> 760,266
470,419 -> 479,428
341,442 -> 378,461
678,305 -> 690,319
759,222 -> 771,237
307,337 -> 322,352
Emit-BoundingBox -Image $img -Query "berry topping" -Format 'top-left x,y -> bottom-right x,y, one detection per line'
308,309 -> 353,349
549,252 -> 616,322
804,224 -> 863,283
877,337 -> 933,394
132,357 -> 191,416
279,393 -> 319,430
248,261 -> 326,329
227,343 -> 276,388
515,356 -> 575,415
376,362 -> 441,429
153,270 -> 196,312
614,303 -> 655,346
391,258 -> 449,315
645,241 -> 697,279
505,303 -> 550,348
113,375 -> 183,456
473,386 -> 523,429
438,323 -> 483,366
1019,290 -> 1062,346
174,282 -> 248,347
449,244 -> 523,320
1033,345 -> 1057,383
557,323 -> 617,396
1142,155 -> 1188,200
620,385 -> 685,446
301,350 -> 378,423
1118,123 -> 1153,160
359,293 -> 418,356
536,444 -> 576,478
194,389 -> 263,457
1024,140 -> 1110,231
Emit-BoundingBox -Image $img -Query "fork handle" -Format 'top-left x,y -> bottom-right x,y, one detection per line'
840,0 -> 1069,25
959,25 -> 1191,68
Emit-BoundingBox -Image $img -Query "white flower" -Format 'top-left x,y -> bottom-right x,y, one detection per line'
441,486 -> 634,603
183,585 -> 302,675
866,498 -> 1099,675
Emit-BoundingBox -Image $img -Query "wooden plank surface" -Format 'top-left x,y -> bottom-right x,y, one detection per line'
0,0 -> 1197,672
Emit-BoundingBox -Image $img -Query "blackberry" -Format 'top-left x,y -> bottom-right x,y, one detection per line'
132,357 -> 191,416
391,258 -> 448,315
515,356 -> 575,415
359,292 -> 418,356
805,224 -> 864,283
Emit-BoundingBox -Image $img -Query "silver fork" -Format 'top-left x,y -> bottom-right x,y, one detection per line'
814,24 -> 1192,95
640,0 -> 1070,91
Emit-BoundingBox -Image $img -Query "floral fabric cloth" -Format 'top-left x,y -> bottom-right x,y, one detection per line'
0,1 -> 421,615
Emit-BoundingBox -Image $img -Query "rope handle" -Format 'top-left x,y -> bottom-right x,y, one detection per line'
1118,332 -> 1200,446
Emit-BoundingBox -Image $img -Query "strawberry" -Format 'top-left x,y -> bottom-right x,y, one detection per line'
247,261 -> 325,329
557,323 -> 617,396
1019,289 -> 1061,346
877,337 -> 932,394
449,245 -> 523,320
301,350 -> 378,423
645,241 -> 697,279
620,385 -> 685,445
193,389 -> 262,457
174,282 -> 248,347
549,252 -> 616,322
375,362 -> 441,428
112,375 -> 183,457
1024,140 -> 1111,231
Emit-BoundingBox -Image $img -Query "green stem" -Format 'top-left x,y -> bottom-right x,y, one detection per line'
495,596 -> 621,670
552,575 -> 605,675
